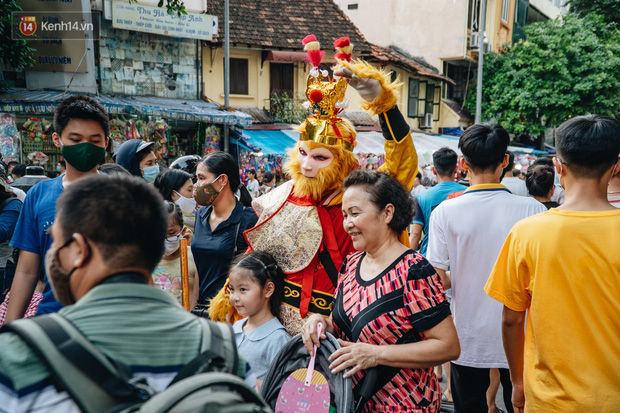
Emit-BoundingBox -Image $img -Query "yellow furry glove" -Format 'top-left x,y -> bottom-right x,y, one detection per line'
337,60 -> 401,116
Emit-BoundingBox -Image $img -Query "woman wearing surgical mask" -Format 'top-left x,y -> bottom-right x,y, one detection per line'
191,152 -> 257,308
152,202 -> 198,309
154,169 -> 197,230
112,139 -> 159,183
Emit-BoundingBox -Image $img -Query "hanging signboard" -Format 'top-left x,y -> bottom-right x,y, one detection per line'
112,1 -> 217,41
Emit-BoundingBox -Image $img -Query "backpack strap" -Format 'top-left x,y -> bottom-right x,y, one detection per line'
138,372 -> 271,413
169,318 -> 240,385
232,220 -> 242,254
0,314 -> 150,413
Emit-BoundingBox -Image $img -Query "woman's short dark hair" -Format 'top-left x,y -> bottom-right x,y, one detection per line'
526,165 -> 555,198
263,171 -> 275,182
154,169 -> 192,201
201,152 -> 252,207
229,251 -> 284,320
164,200 -> 184,228
343,170 -> 415,235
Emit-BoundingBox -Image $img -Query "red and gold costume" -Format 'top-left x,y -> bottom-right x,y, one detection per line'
209,37 -> 418,335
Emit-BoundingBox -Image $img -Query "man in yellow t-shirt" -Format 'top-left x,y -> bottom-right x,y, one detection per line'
485,114 -> 620,413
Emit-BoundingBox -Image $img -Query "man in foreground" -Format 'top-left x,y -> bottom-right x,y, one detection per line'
0,175 -> 248,410
485,115 -> 620,412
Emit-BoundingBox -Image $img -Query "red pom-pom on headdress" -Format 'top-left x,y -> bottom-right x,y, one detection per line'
335,52 -> 351,62
333,37 -> 350,48
303,34 -> 318,45
306,49 -> 324,68
334,37 -> 353,62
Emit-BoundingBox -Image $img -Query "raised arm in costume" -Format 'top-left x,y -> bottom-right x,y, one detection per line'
209,36 -> 418,335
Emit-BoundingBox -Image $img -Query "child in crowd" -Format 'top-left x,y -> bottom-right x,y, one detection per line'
152,201 -> 198,309
228,251 -> 290,390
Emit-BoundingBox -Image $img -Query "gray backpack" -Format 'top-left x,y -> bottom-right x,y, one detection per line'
1,313 -> 272,413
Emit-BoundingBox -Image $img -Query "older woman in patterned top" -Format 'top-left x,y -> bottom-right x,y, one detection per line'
302,170 -> 460,413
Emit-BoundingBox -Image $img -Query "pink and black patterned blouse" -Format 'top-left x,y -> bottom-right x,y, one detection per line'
332,250 -> 450,412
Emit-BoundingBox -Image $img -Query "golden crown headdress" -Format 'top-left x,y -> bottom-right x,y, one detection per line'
299,35 -> 356,151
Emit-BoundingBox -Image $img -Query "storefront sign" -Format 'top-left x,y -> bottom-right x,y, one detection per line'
112,1 -> 217,41
16,0 -> 90,73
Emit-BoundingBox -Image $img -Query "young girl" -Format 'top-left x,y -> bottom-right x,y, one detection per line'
152,201 -> 199,309
228,251 -> 290,389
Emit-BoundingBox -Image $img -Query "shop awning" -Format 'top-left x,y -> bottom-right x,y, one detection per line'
0,89 -> 252,128
355,132 -> 549,167
242,129 -> 298,155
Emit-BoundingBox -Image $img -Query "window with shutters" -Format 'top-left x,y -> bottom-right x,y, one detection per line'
228,58 -> 248,95
407,78 -> 420,118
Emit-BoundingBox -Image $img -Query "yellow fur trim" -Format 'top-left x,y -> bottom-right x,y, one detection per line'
304,41 -> 320,51
340,60 -> 401,116
207,281 -> 243,324
284,141 -> 358,203
340,45 -> 353,54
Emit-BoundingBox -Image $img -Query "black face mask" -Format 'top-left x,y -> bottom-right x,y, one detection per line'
44,237 -> 84,306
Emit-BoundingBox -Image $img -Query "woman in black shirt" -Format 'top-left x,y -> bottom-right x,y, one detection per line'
191,152 -> 257,306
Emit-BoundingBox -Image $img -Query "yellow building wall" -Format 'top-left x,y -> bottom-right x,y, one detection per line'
202,47 -> 441,133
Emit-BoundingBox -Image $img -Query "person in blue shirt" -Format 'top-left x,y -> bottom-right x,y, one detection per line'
409,147 -> 466,256
5,95 -> 109,321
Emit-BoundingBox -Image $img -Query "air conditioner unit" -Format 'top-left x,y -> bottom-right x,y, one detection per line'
469,32 -> 481,49
419,113 -> 434,129
483,41 -> 492,54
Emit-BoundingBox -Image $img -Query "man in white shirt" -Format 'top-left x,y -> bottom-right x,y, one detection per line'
500,152 -> 528,196
427,124 -> 546,413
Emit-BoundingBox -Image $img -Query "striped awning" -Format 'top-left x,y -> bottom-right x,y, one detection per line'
0,89 -> 252,127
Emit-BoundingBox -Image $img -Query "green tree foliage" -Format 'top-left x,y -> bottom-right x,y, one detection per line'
0,0 -> 36,92
569,0 -> 620,25
153,0 -> 186,16
467,14 -> 620,136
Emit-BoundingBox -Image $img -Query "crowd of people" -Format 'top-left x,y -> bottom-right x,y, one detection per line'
0,60 -> 617,413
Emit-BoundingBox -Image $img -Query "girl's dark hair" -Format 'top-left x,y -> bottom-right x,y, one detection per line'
164,200 -> 184,228
342,170 -> 415,236
98,163 -> 131,176
201,152 -> 252,207
525,165 -> 555,198
154,169 -> 192,201
11,164 -> 26,178
230,251 -> 284,320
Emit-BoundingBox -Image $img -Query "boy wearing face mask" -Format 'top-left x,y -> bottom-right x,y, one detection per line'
152,202 -> 198,309
5,95 -> 110,322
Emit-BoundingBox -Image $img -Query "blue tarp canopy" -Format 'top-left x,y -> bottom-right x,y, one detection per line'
0,89 -> 252,127
354,132 -> 549,167
241,129 -> 298,155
